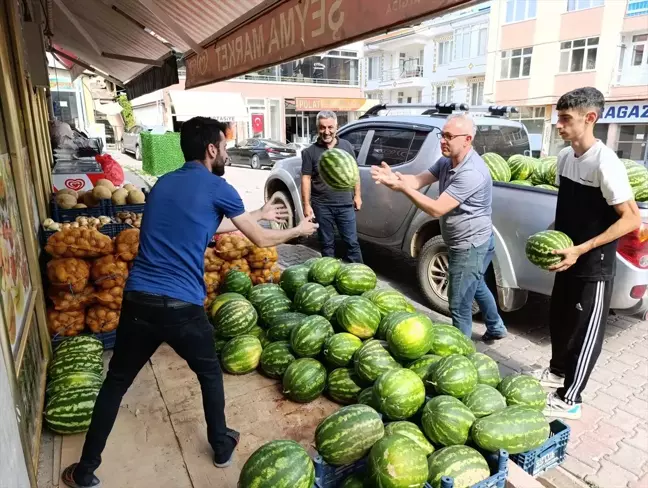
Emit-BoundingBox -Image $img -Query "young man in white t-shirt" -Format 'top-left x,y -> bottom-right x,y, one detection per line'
530,87 -> 641,419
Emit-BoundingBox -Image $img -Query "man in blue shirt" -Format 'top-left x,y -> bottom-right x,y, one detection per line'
62,117 -> 317,488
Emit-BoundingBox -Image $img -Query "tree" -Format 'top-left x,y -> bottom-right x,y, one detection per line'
117,94 -> 135,130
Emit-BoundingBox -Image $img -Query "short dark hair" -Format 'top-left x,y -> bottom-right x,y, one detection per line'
556,87 -> 605,120
180,116 -> 229,162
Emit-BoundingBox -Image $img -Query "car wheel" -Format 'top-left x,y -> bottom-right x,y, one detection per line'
250,155 -> 260,169
135,144 -> 142,161
120,140 -> 125,154
417,235 -> 479,317
268,190 -> 295,231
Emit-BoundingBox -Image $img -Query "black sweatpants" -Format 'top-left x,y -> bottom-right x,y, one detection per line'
549,273 -> 613,405
74,292 -> 231,485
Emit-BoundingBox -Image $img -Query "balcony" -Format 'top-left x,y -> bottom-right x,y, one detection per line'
238,73 -> 359,86
374,59 -> 427,90
627,0 -> 648,17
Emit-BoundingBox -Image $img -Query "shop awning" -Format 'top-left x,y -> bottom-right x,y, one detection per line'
168,91 -> 247,122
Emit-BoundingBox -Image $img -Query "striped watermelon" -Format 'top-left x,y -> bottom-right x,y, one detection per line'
635,184 -> 648,202
384,421 -> 434,456
463,384 -> 507,418
497,374 -> 547,410
48,353 -> 103,379
308,257 -> 343,285
626,162 -> 648,191
256,294 -> 292,325
387,313 -> 434,360
335,264 -> 377,295
212,300 -> 257,338
357,386 -> 380,410
374,368 -> 426,420
525,230 -> 573,270
430,324 -> 476,356
427,445 -> 490,488
320,295 -> 350,325
324,284 -> 339,297
354,339 -> 401,383
466,352 -> 501,387
245,325 -> 270,348
471,405 -> 550,454
44,388 -> 100,434
209,292 -> 247,320
323,333 -> 363,367
213,337 -> 228,354
508,155 -> 535,181
535,184 -> 558,191
531,157 -> 557,186
282,358 -> 327,403
238,439 -> 315,488
315,404 -> 384,466
54,335 -> 103,357
319,147 -> 360,191
302,257 -> 319,268
482,153 -> 511,182
280,265 -> 310,299
367,289 -> 411,318
510,179 -> 534,186
376,311 -> 412,340
294,282 -> 329,314
367,434 -> 429,488
340,474 -> 365,488
266,312 -> 307,341
248,283 -> 287,309
408,354 -> 443,393
220,270 -> 252,296
421,395 -> 476,447
432,354 -> 479,398
290,315 -> 334,357
46,371 -> 104,397
259,341 -> 296,378
336,296 -> 381,339
327,368 -> 363,404
221,335 -> 262,374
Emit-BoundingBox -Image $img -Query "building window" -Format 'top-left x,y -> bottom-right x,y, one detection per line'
631,34 -> 648,66
436,85 -> 453,103
627,0 -> 648,16
618,125 -> 647,162
398,91 -> 404,104
453,24 -> 488,60
567,0 -> 604,11
500,47 -> 533,79
437,39 -> 453,65
559,37 -> 599,72
471,81 -> 484,106
505,0 -> 537,22
368,56 -> 380,80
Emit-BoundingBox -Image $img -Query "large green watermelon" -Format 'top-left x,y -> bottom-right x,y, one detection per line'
320,295 -> 349,325
431,354 -> 478,398
324,284 -> 339,297
357,386 -> 381,410
327,368 -> 364,405
429,324 -> 476,356
421,396 -> 476,447
510,179 -> 534,187
497,374 -> 547,410
266,312 -> 307,341
279,265 -> 310,298
367,434 -> 429,488
368,289 -> 411,317
220,270 -> 252,296
53,335 -> 103,358
247,283 -> 287,309
290,315 -> 334,357
376,311 -> 412,340
46,371 -> 104,397
238,439 -> 315,488
384,421 -> 434,456
293,282 -> 329,314
315,404 -> 384,466
508,155 -> 535,181
221,335 -> 263,374
336,296 -> 381,339
48,352 -> 103,379
482,153 -> 511,182
408,354 -> 443,393
335,264 -> 377,295
354,339 -> 401,383
466,352 -> 501,387
256,294 -> 292,326
427,445 -> 490,488
245,325 -> 270,348
374,368 -> 426,420
209,292 -> 248,321
319,147 -> 360,191
45,388 -> 100,434
525,230 -> 573,270
387,313 -> 434,360
531,157 -> 555,186
212,300 -> 258,338
282,358 -> 327,403
626,163 -> 648,193
471,405 -> 550,454
308,257 -> 343,285
259,341 -> 295,378
322,333 -> 363,367
463,384 -> 507,418
535,184 -> 558,191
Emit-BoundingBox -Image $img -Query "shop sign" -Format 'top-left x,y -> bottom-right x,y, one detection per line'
186,0 -> 470,88
296,97 -> 367,111
551,101 -> 648,124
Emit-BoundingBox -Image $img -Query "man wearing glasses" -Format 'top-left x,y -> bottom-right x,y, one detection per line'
371,114 -> 507,341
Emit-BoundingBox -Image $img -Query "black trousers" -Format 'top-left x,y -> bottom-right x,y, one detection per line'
312,203 -> 363,263
74,292 -> 230,484
549,273 -> 613,405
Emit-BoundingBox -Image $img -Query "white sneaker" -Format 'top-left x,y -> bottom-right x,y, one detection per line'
543,392 -> 582,420
528,368 -> 564,389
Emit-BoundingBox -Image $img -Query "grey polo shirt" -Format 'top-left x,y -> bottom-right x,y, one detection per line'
429,150 -> 493,250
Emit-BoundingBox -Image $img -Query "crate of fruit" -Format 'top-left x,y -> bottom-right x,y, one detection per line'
510,420 -> 570,477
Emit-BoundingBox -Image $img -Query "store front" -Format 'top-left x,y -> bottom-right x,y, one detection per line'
285,97 -> 367,143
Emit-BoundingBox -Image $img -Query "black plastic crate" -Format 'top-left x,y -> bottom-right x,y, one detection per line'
510,420 -> 570,477
50,198 -> 112,223
109,188 -> 149,215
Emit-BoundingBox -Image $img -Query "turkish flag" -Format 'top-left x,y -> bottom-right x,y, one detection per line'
251,114 -> 264,134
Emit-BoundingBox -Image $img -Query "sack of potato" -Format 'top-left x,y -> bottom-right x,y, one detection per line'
47,309 -> 86,337
204,271 -> 221,294
94,286 -> 124,311
247,246 -> 279,269
204,292 -> 218,309
91,255 -> 129,289
204,248 -> 225,272
48,285 -> 95,311
47,258 -> 91,292
86,305 -> 120,333
114,228 -> 140,261
220,258 -> 251,276
215,233 -> 253,260
250,264 -> 282,285
45,227 -> 114,258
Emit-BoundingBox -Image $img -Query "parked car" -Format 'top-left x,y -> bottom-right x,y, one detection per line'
264,103 -> 648,318
120,125 -> 168,160
228,138 -> 297,169
287,142 -> 311,158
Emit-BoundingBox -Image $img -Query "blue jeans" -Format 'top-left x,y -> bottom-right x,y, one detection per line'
312,203 -> 363,263
447,234 -> 507,338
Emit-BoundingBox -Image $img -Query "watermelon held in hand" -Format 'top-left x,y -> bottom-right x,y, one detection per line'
280,265 -> 310,299
335,263 -> 377,295
259,341 -> 295,378
282,358 -> 327,403
323,332 -> 363,367
497,374 -> 547,410
463,384 -> 507,418
294,282 -> 329,315
386,313 -> 434,360
315,404 -> 384,465
384,421 -> 434,456
374,368 -> 426,420
421,395 -> 476,447
290,315 -> 334,357
220,269 -> 252,296
220,335 -> 263,374
212,300 -> 258,338
327,367 -> 364,404
238,439 -> 315,488
432,354 -> 479,398
427,445 -> 490,488
336,296 -> 381,339
482,153 -> 511,182
308,257 -> 343,285
319,147 -> 360,191
466,352 -> 501,387
367,434 -> 429,488
525,230 -> 573,270
429,324 -> 476,356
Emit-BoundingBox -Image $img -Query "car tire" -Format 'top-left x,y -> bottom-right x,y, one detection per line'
135,144 -> 142,161
417,235 -> 479,317
250,155 -> 260,169
267,190 -> 295,231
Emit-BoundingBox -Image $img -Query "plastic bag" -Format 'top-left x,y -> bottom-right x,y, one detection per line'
247,246 -> 279,269
91,255 -> 129,289
215,233 -> 253,260
86,305 -> 120,333
94,286 -> 124,311
45,227 -> 114,258
114,228 -> 140,262
48,285 -> 95,311
95,154 -> 125,187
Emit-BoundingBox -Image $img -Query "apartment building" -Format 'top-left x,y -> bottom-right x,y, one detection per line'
485,0 -> 648,160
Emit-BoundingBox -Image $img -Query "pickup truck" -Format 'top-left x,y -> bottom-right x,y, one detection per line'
264,108 -> 648,318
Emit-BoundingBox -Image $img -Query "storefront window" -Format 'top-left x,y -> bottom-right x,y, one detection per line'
549,123 -> 609,155
617,124 -> 647,163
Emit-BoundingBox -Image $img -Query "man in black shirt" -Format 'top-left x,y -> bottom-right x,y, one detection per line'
301,110 -> 363,263
531,87 -> 641,419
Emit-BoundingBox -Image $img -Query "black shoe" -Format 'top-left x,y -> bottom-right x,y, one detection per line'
481,332 -> 507,344
214,429 -> 240,468
61,464 -> 101,488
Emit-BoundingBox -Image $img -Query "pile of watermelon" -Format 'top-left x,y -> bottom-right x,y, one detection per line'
228,256 -> 552,488
44,336 -> 105,434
